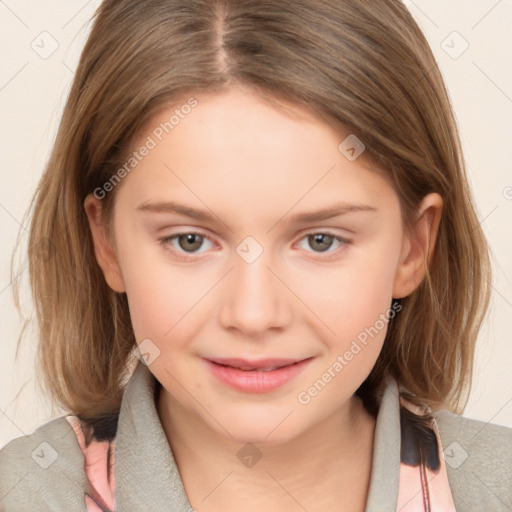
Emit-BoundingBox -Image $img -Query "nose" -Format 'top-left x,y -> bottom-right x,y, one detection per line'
218,245 -> 293,337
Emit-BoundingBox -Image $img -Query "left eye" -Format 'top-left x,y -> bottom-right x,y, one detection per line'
297,232 -> 350,253
159,231 -> 350,258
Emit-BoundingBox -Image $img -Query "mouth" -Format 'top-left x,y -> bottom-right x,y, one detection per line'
204,356 -> 314,393
206,357 -> 310,371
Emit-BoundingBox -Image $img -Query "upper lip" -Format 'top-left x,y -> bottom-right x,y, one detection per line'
206,357 -> 310,370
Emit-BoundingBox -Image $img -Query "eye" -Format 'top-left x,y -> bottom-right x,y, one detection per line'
159,231 -> 214,258
297,231 -> 351,254
158,230 -> 351,261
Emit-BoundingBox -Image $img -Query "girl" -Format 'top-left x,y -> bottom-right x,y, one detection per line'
1,0 -> 511,511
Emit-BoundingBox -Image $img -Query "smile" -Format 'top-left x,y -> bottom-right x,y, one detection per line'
203,357 -> 314,393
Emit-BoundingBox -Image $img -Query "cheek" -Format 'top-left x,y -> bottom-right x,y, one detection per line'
296,237 -> 401,338
117,236 -> 204,343
289,243 -> 402,401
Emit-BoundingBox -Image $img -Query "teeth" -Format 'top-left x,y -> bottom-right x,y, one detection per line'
236,365 -> 279,371
259,366 -> 279,372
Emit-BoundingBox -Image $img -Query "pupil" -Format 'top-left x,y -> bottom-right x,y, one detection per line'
177,233 -> 334,253
180,234 -> 202,252
310,233 -> 332,252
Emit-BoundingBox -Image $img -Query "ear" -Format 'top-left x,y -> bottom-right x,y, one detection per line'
393,193 -> 443,299
84,193 -> 126,293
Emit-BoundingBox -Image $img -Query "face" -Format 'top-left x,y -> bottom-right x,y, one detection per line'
85,85 -> 432,445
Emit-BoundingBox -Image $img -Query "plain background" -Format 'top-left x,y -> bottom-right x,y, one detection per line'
1,0 -> 511,448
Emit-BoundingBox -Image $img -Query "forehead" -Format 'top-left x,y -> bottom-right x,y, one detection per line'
115,87 -> 397,224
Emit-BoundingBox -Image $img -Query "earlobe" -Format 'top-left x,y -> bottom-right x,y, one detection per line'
84,194 -> 126,293
392,193 -> 443,299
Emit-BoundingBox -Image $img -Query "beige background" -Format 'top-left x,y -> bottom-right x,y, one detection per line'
1,0 -> 511,448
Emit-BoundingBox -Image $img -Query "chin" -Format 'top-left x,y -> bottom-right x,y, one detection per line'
228,427 -> 297,447
212,407 -> 305,446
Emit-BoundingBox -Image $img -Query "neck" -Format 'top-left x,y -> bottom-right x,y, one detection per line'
157,387 -> 376,512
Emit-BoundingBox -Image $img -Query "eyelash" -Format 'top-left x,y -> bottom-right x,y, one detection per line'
158,230 -> 352,261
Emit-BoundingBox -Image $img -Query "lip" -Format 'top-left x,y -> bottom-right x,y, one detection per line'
207,357 -> 307,370
204,357 -> 314,393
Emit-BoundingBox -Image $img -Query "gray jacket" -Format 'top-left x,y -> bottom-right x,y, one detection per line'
1,362 -> 511,511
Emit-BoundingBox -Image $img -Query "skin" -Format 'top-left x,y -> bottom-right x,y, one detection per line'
85,84 -> 443,511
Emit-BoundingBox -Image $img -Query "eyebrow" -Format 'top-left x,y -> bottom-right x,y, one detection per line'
136,200 -> 377,224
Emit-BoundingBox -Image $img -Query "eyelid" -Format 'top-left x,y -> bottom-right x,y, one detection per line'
294,230 -> 352,256
158,229 -> 217,260
158,228 -> 352,260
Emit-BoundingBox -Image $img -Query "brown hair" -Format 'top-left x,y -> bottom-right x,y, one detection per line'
12,0 -> 490,428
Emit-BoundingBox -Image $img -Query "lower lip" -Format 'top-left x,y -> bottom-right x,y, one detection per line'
204,358 -> 313,393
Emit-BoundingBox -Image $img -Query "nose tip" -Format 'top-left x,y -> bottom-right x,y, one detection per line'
218,249 -> 291,336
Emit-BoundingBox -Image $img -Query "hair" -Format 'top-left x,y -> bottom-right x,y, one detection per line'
12,0 -> 491,432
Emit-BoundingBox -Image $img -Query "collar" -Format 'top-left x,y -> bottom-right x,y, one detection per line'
114,361 -> 401,511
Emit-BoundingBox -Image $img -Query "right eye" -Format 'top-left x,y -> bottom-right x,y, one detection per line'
158,231 -> 216,259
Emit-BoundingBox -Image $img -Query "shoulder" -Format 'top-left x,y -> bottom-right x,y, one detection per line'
0,415 -> 88,511
434,410 -> 512,511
